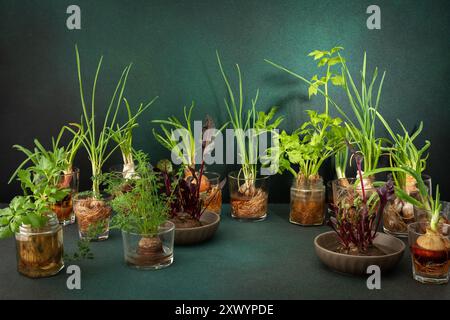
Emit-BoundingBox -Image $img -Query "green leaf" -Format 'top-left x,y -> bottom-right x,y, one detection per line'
328,56 -> 345,66
0,226 -> 13,239
0,216 -> 11,225
308,50 -> 325,60
331,47 -> 344,54
308,85 -> 318,98
331,75 -> 344,86
27,212 -> 43,227
52,189 -> 70,202
318,57 -> 329,67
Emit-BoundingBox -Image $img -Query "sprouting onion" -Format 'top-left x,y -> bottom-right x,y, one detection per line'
217,52 -> 283,192
111,96 -> 158,179
70,45 -> 150,198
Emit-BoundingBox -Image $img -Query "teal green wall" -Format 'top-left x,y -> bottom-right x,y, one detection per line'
1,0 -> 449,202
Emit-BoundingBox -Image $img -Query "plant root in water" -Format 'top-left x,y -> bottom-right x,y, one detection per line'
51,194 -> 73,222
231,188 -> 268,219
290,198 -> 324,225
127,236 -> 171,267
74,198 -> 111,234
17,231 -> 63,278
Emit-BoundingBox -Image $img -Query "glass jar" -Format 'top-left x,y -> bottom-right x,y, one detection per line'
15,213 -> 64,278
290,177 -> 325,226
200,172 -> 223,215
408,221 -> 450,284
384,175 -> 432,237
51,168 -> 79,226
332,177 -> 378,206
228,171 -> 269,221
121,221 -> 175,270
73,193 -> 111,241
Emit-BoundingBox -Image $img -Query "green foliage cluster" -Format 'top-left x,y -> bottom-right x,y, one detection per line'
266,47 -> 386,174
340,53 -> 386,173
153,103 -> 201,168
0,151 -> 70,238
274,110 -> 344,181
217,52 -> 283,183
110,97 -> 158,174
71,45 -> 154,198
9,121 -> 84,184
266,46 -> 444,231
105,151 -> 171,235
376,113 -> 430,191
306,47 -> 345,113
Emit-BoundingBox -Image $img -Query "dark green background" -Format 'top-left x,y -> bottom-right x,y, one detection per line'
1,0 -> 450,203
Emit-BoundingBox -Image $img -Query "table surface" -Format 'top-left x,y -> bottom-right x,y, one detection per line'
0,204 -> 448,300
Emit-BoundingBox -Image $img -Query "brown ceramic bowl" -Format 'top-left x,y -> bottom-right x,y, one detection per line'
314,231 -> 405,275
174,211 -> 220,245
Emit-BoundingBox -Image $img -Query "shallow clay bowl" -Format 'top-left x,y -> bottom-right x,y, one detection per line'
174,211 -> 220,245
314,231 -> 405,275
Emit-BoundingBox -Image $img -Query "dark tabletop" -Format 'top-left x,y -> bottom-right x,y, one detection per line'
0,204 -> 448,300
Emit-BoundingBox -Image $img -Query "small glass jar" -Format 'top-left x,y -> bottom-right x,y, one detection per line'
51,168 -> 79,226
121,221 -> 175,270
228,171 -> 269,221
384,175 -> 432,237
15,213 -> 64,278
200,172 -> 223,215
332,177 -> 377,206
73,193 -> 111,241
408,221 -> 450,284
290,177 -> 325,226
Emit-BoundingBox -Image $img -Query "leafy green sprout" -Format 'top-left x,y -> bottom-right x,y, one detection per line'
107,151 -> 171,236
110,96 -> 158,179
153,103 -> 228,171
366,166 -> 441,232
153,103 -> 199,168
3,126 -> 84,237
340,53 -> 387,174
9,138 -> 67,185
70,45 -> 152,198
9,122 -> 85,184
54,123 -> 85,174
0,157 -> 70,238
306,47 -> 345,114
265,48 -> 387,174
361,116 -> 436,231
375,112 -> 430,192
265,47 -> 346,116
217,52 -> 283,189
273,110 -> 344,182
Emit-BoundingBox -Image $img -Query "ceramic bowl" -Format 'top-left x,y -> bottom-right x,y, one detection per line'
174,211 -> 220,245
314,231 -> 405,275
